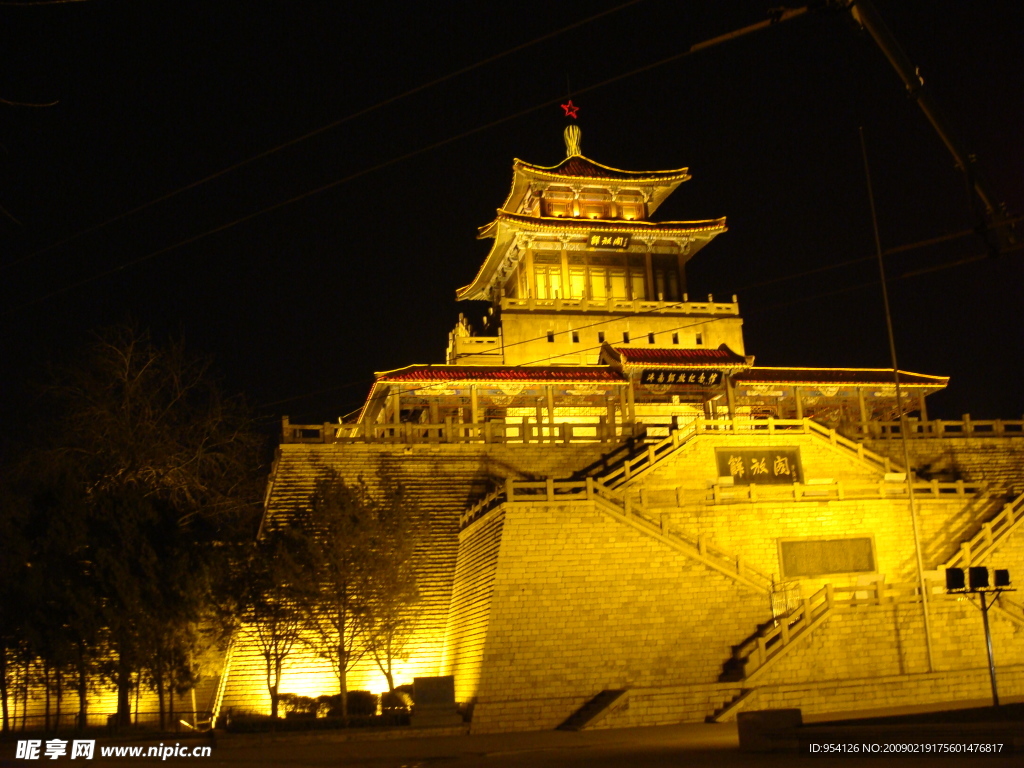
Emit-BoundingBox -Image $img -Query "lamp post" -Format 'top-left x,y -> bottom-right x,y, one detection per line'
946,567 -> 1013,707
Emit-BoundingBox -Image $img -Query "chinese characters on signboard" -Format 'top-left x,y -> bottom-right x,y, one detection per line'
587,231 -> 631,249
715,447 -> 802,485
640,369 -> 723,387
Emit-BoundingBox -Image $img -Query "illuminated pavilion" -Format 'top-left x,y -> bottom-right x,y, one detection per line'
212,127 -> 1023,732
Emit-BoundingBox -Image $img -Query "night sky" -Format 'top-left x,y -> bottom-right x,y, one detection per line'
1,0 -> 1021,436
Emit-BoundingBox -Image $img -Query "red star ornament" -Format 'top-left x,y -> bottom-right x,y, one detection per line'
561,99 -> 579,119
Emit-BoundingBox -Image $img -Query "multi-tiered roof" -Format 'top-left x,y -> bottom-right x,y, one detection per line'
457,126 -> 727,302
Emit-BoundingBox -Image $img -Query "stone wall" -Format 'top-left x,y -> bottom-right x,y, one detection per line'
467,500 -> 769,733
452,429 -> 1024,732
441,506 -> 507,703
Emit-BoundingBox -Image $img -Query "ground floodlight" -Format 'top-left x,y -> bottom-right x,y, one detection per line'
994,569 -> 1011,588
945,567 -> 965,591
969,566 -> 989,591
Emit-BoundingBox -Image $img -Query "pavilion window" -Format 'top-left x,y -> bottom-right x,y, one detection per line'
695,332 -> 703,345
597,331 -> 605,343
672,332 -> 679,344
534,265 -> 562,299
629,269 -> 646,299
572,331 -> 580,343
623,331 -> 630,343
653,255 -> 681,301
588,267 -> 608,300
568,268 -> 587,299
648,332 -> 655,344
608,268 -> 628,299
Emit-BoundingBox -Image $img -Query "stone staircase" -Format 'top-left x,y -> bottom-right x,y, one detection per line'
572,417 -> 900,493
462,476 -> 772,594
941,490 -> 1024,569
222,442 -> 604,715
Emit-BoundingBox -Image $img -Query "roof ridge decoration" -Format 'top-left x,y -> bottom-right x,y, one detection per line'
565,124 -> 582,157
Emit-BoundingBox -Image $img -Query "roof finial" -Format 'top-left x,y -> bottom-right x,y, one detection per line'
564,124 -> 582,157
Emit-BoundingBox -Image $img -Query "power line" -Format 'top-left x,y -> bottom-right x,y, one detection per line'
4,3 -> 802,315
264,243 -> 1021,415
731,219 -> 1024,295
1,0 -> 646,275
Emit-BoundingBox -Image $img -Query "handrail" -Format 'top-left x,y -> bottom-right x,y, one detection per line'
459,476 -> 772,591
856,416 -> 1024,439
734,583 -> 833,679
282,417 -> 638,445
596,417 -> 897,490
943,490 -> 1024,569
499,296 -> 740,315
732,579 -> 939,680
709,479 -> 987,504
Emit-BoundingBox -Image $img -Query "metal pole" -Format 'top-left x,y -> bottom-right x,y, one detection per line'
979,592 -> 1000,706
860,127 -> 934,672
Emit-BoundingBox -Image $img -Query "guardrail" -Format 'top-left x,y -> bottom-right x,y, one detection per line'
499,296 -> 740,315
855,416 -> 1024,439
735,579 -> 936,681
282,417 -> 638,445
596,417 -> 896,489
459,476 -> 772,592
709,479 -> 988,504
943,490 -> 1024,568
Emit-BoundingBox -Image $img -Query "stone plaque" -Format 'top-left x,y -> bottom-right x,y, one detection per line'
780,537 -> 875,578
413,675 -> 455,707
715,447 -> 802,485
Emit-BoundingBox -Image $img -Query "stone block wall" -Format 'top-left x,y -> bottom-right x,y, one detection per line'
466,500 -> 769,733
441,506 -> 507,703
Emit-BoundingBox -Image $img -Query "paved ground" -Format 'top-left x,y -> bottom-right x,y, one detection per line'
5,699 -> 1024,767
5,719 -> 1022,768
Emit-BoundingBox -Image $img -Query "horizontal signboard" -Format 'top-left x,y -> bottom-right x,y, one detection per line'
640,369 -> 723,387
715,447 -> 802,485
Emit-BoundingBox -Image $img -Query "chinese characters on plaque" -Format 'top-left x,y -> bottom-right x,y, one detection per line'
587,231 -> 631,249
715,447 -> 802,485
640,369 -> 723,387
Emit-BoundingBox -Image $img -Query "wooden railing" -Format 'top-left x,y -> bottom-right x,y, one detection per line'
282,417 -> 638,445
943,490 -> 1024,569
709,479 -> 987,504
855,416 -> 1024,439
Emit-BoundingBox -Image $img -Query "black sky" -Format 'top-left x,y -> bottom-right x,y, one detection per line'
1,0 -> 1021,433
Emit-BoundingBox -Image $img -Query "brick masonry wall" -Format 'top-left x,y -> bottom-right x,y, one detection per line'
441,506 -> 507,703
457,430 -> 1024,732
468,500 -> 769,733
218,429 -> 1024,725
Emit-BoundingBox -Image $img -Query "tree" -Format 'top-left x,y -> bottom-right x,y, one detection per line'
359,481 -> 420,693
300,473 -> 376,721
243,530 -> 312,723
13,325 -> 264,728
